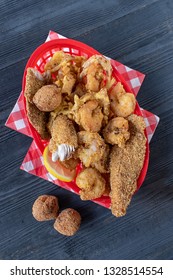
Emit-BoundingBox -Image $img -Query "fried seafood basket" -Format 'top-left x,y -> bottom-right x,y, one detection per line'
22,38 -> 149,206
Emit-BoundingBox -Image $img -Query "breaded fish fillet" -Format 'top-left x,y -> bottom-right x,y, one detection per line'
24,68 -> 45,103
51,115 -> 78,149
26,100 -> 50,139
110,114 -> 147,217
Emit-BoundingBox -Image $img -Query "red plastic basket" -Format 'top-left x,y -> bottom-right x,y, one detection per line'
22,39 -> 149,195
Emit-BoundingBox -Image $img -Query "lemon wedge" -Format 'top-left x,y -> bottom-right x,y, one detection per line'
43,145 -> 76,182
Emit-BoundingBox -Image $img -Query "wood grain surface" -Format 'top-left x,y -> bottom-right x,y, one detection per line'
0,0 -> 173,260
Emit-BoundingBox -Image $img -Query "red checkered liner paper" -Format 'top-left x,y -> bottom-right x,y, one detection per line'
5,30 -> 159,209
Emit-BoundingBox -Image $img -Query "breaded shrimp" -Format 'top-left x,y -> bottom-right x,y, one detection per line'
103,117 -> 130,147
72,88 -> 110,128
83,62 -> 102,92
76,168 -> 106,200
80,55 -> 112,92
77,131 -> 106,167
78,100 -> 103,132
110,82 -> 136,117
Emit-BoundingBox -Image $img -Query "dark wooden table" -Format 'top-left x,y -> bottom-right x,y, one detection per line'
1,0 -> 173,260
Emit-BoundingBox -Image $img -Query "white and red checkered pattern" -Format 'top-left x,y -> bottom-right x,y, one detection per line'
5,30 -> 159,209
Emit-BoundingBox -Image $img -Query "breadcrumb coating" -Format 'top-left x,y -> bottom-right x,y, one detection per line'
24,68 -> 45,103
51,115 -> 78,148
26,100 -> 50,139
110,114 -> 146,217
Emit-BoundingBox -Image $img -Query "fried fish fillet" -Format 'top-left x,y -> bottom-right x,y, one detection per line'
24,68 -> 45,103
51,115 -> 78,148
26,100 -> 50,139
110,114 -> 147,217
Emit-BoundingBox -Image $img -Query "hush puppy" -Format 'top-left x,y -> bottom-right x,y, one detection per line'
33,85 -> 62,112
54,208 -> 81,236
32,195 -> 59,221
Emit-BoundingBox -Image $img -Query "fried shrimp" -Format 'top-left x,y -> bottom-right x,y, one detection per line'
80,55 -> 112,92
76,168 -> 106,200
77,131 -> 106,167
78,100 -> 103,132
72,88 -> 110,129
110,82 -> 136,117
103,117 -> 130,147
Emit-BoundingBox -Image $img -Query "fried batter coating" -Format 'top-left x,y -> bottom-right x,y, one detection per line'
44,51 -> 85,73
72,88 -> 110,128
83,62 -> 102,92
48,115 -> 78,161
110,114 -> 147,217
51,115 -> 78,149
80,55 -> 112,92
32,195 -> 59,221
47,96 -> 74,135
92,144 -> 110,173
77,131 -> 107,167
103,117 -> 130,147
33,85 -> 62,112
26,100 -> 50,139
62,72 -> 76,95
24,68 -> 45,103
110,82 -> 136,117
78,100 -> 103,132
73,82 -> 86,97
128,113 -> 146,132
60,157 -> 80,170
54,208 -> 81,236
76,168 -> 106,200
44,51 -> 86,96
44,51 -> 73,72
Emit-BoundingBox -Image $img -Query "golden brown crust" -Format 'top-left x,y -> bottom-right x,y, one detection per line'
76,168 -> 106,200
24,68 -> 45,103
77,131 -> 107,167
102,173 -> 111,196
110,114 -> 147,217
51,115 -> 78,148
78,100 -> 103,132
91,144 -> 110,173
54,208 -> 81,236
26,100 -> 50,139
60,157 -> 80,170
102,117 -> 130,147
32,195 -> 59,221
